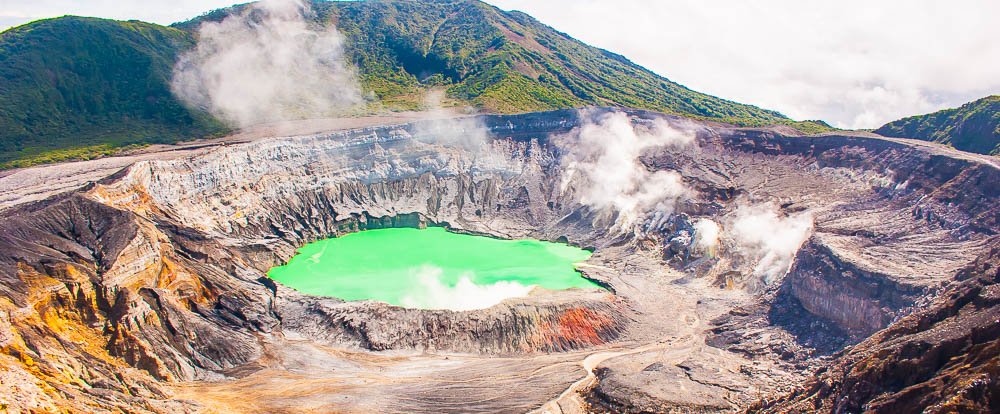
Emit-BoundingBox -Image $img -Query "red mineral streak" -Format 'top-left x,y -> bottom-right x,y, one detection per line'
536,307 -> 615,350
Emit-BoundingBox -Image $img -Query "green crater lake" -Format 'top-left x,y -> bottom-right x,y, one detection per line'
267,227 -> 599,311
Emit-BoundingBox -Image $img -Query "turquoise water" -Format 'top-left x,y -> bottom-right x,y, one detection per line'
267,227 -> 599,310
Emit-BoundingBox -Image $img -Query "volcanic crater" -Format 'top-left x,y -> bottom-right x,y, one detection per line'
0,108 -> 997,413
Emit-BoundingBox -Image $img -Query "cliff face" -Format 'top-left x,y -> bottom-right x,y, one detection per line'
752,245 -> 1000,413
0,109 -> 996,412
788,237 -> 918,335
280,290 -> 627,353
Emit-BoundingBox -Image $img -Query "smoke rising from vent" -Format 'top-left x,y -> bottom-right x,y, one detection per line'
410,91 -> 491,150
729,203 -> 813,283
400,266 -> 535,311
693,218 -> 721,255
171,0 -> 362,128
559,111 -> 695,231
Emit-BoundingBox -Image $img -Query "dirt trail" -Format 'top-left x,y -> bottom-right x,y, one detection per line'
534,282 -> 707,414
533,336 -> 698,414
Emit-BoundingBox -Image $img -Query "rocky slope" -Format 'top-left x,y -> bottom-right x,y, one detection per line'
0,109 -> 997,412
750,244 -> 1000,413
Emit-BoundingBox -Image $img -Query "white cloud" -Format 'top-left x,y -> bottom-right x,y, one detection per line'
487,0 -> 1000,129
399,265 -> 535,311
410,90 -> 491,150
558,111 -> 694,232
728,203 -> 813,283
693,218 -> 721,255
171,0 -> 362,127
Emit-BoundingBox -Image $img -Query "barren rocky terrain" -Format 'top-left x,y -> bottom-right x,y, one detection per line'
0,109 -> 996,413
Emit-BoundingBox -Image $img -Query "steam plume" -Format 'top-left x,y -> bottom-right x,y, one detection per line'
411,90 -> 491,150
171,0 -> 362,128
693,218 -> 721,256
729,203 -> 813,283
559,111 -> 694,231
399,265 -> 535,311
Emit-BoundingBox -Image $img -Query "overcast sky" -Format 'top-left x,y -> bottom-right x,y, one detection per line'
2,0 -> 998,128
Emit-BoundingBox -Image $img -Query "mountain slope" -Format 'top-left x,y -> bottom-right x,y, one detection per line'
0,17 -> 227,168
178,0 -> 794,124
320,0 -> 791,123
875,95 -> 1000,155
0,0 -> 826,168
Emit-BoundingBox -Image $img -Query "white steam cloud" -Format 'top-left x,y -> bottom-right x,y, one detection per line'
693,218 -> 721,256
410,90 -> 491,150
559,111 -> 694,232
729,203 -> 813,283
400,265 -> 535,312
171,0 -> 362,128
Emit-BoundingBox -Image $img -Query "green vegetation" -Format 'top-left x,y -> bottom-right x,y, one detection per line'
0,17 -> 228,168
875,95 -> 999,155
785,120 -> 837,135
1,0 -> 835,168
177,0 -> 799,122
306,0 -> 791,124
1,143 -> 141,170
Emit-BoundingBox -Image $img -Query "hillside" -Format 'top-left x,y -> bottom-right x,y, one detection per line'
0,0 -> 830,168
184,0 -> 793,124
0,17 -> 227,168
875,95 -> 1000,155
322,0 -> 792,122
